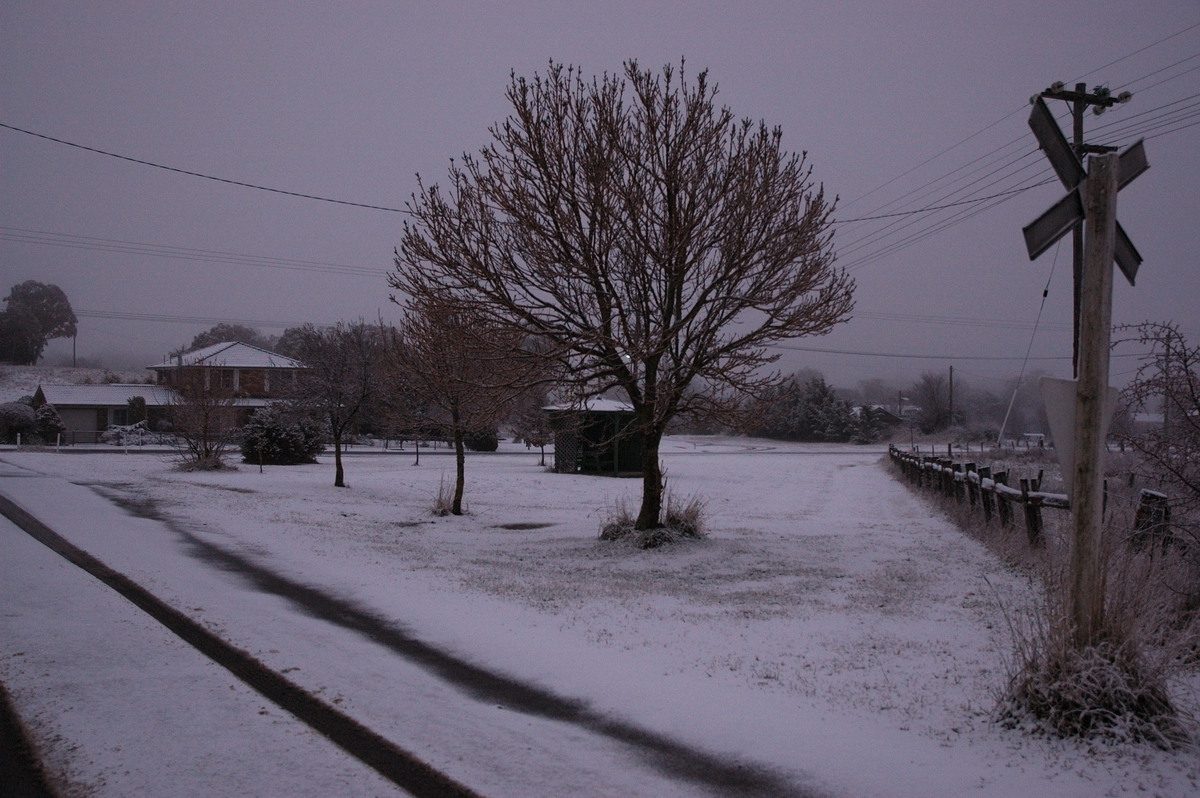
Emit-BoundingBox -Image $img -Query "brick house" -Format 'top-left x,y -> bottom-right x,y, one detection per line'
32,342 -> 305,444
148,341 -> 304,397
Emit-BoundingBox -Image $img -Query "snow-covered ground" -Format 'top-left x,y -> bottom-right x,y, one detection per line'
1,438 -> 1196,797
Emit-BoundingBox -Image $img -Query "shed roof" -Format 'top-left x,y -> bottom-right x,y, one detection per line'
543,398 -> 634,414
147,341 -> 303,370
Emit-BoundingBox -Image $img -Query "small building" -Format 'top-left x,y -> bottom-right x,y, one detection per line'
853,404 -> 902,426
545,399 -> 643,476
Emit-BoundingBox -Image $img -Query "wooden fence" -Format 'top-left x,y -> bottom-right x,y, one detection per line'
888,445 -> 1065,545
888,445 -> 1176,549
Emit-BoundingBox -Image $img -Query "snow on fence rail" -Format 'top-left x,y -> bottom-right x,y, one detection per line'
888,445 -> 1176,549
889,444 -> 1067,546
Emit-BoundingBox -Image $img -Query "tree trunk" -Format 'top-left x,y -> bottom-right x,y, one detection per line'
635,428 -> 664,530
451,406 -> 466,515
333,433 -> 345,487
452,428 -> 466,515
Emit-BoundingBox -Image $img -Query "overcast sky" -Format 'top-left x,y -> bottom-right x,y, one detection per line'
2,1 -> 1197,395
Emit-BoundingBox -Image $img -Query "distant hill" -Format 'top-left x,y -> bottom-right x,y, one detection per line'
0,365 -> 151,404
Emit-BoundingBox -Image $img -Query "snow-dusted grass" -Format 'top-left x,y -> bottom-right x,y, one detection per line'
1,437 -> 1198,796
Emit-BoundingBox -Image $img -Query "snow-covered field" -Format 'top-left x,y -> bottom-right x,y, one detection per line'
1,438 -> 1197,797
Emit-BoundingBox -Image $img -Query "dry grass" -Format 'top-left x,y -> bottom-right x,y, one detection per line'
597,490 -> 708,550
886,451 -> 1199,748
431,474 -> 455,516
994,548 -> 1195,749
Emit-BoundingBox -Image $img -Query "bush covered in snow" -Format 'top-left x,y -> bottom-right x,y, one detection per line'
239,405 -> 325,465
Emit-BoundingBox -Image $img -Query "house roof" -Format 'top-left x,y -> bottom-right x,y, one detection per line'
34,383 -> 275,409
147,341 -> 303,370
35,383 -> 176,408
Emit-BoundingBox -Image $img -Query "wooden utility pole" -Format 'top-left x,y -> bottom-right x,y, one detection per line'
948,365 -> 954,426
1070,153 -> 1119,646
1023,88 -> 1149,649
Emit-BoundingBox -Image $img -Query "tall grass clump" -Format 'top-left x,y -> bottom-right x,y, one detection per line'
995,519 -> 1196,749
431,474 -> 455,517
598,488 -> 707,550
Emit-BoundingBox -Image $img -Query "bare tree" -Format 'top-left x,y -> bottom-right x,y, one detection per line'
169,378 -> 238,469
391,60 -> 853,529
508,383 -> 554,466
386,304 -> 531,515
911,371 -> 953,434
1115,322 -> 1200,535
291,322 -> 379,488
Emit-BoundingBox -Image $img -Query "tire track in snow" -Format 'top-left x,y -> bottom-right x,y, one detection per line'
98,485 -> 817,798
0,490 -> 483,798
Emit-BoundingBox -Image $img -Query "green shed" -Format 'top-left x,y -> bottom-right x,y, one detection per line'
545,399 -> 643,476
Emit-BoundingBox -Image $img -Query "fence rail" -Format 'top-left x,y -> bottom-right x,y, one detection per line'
889,444 -> 1070,545
888,445 -> 1176,549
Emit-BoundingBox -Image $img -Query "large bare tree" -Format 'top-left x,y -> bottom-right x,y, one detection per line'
391,60 -> 854,529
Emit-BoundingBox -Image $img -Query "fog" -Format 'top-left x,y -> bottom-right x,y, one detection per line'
3,2 -> 1198,396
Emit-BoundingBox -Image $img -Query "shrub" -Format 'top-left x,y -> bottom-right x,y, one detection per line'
431,474 -> 455,516
997,597 -> 1187,748
34,403 -> 66,443
464,429 -> 499,452
994,526 -> 1194,749
0,401 -> 36,443
239,405 -> 325,465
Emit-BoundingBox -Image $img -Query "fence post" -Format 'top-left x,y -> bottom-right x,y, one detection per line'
965,463 -> 978,507
995,470 -> 1012,528
979,466 -> 993,522
1131,489 -> 1172,551
1020,478 -> 1043,546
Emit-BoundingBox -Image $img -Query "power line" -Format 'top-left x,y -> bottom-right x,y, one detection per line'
1071,20 -> 1200,80
773,341 -> 1141,361
0,226 -> 387,278
831,22 -> 1200,265
4,23 -> 1195,322
0,122 -> 409,213
75,308 -> 321,329
855,310 -> 1071,332
832,181 -> 1051,224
